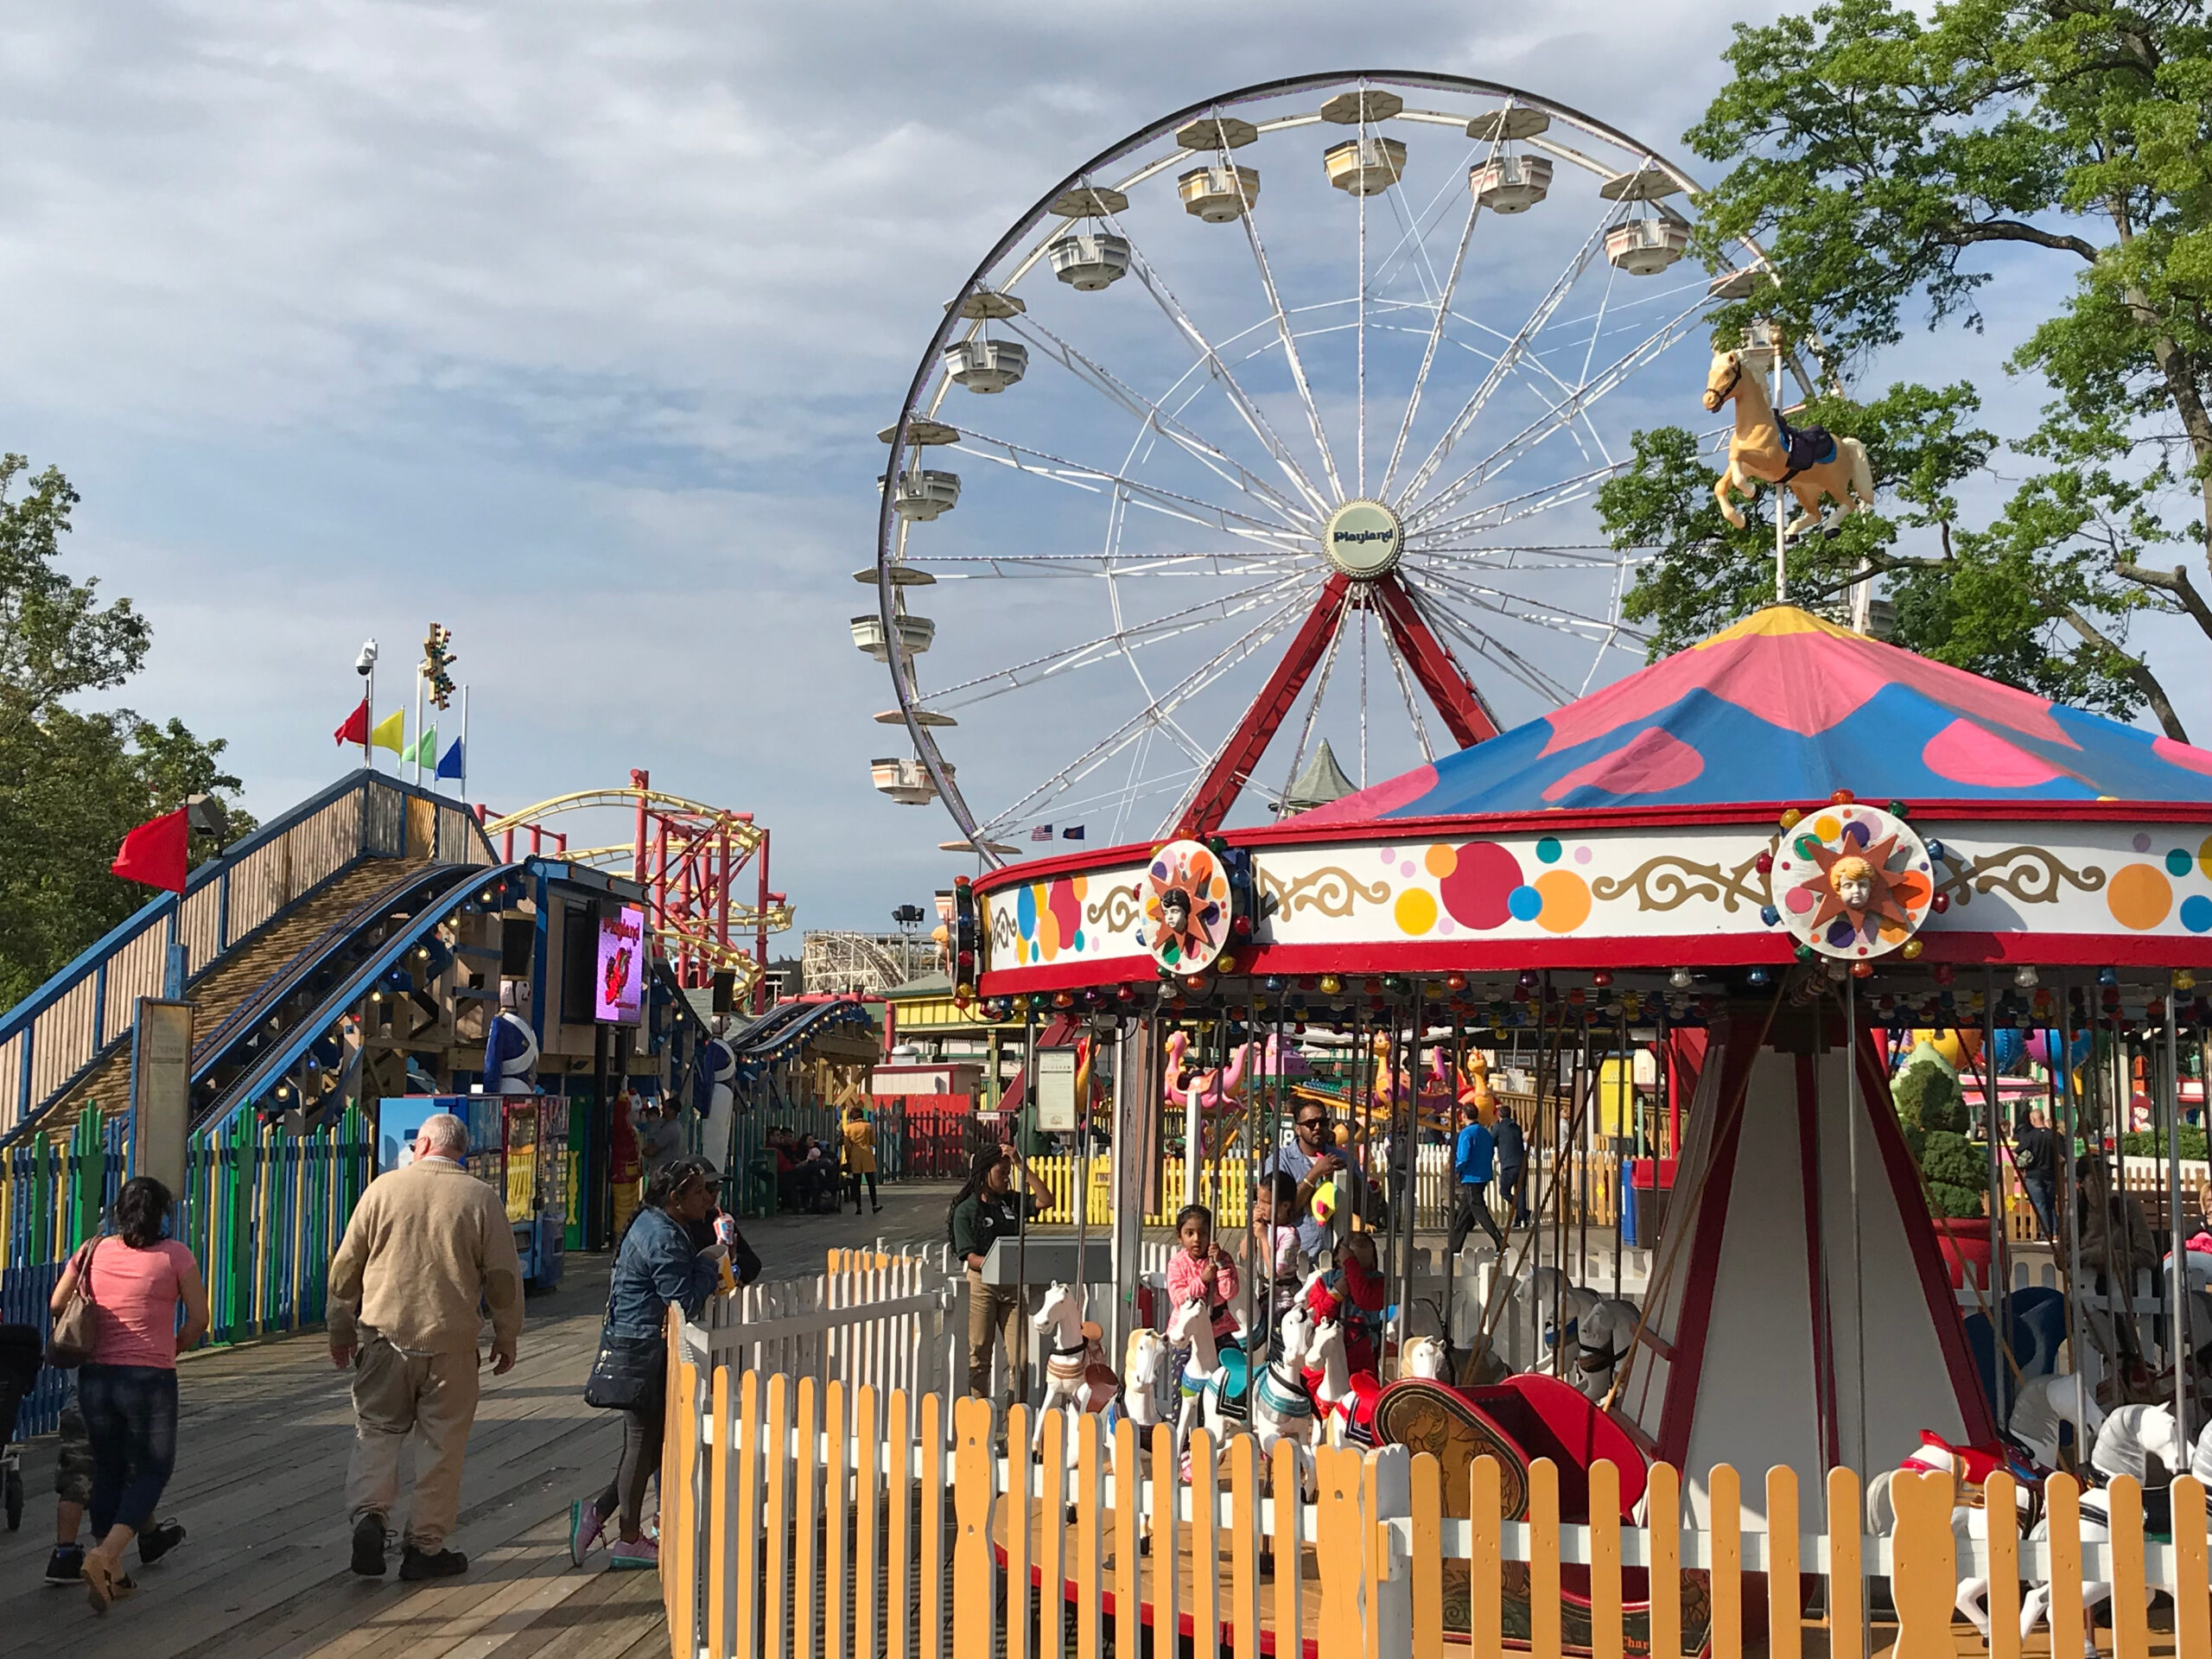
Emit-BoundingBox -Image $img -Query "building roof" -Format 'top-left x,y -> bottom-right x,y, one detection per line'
1280,738 -> 1357,814
1299,606 -> 2212,822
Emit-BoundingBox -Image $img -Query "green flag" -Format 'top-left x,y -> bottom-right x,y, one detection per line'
409,724 -> 437,765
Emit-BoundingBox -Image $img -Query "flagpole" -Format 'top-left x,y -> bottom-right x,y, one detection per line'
414,667 -> 425,787
459,684 -> 468,798
365,658 -> 377,775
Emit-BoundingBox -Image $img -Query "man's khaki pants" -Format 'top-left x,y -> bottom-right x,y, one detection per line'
346,1332 -> 482,1550
964,1268 -> 1028,1402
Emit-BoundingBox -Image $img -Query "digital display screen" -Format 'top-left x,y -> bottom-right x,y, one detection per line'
594,903 -> 646,1025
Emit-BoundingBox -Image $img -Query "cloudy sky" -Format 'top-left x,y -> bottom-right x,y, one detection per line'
4,3 -> 2195,934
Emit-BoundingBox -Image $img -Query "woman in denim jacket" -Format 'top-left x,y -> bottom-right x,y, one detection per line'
569,1159 -> 733,1567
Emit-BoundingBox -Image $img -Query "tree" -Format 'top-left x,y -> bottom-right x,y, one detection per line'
0,454 -> 250,1007
1605,0 -> 2212,737
1894,1055 -> 1988,1218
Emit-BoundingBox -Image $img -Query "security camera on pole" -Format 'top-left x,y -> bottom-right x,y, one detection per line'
356,640 -> 379,771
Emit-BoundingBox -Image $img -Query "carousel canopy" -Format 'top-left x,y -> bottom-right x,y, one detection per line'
1303,605 -> 2212,822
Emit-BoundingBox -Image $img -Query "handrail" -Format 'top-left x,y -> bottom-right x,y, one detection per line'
196,861 -> 525,1135
0,770 -> 495,1144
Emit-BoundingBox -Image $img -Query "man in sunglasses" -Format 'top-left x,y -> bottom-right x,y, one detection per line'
1262,1106 -> 1364,1265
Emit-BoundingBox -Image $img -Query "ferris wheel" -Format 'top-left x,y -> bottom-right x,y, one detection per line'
865,73 -> 1771,864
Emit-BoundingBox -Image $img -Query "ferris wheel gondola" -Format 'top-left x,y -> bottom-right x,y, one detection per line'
868,73 -> 1779,864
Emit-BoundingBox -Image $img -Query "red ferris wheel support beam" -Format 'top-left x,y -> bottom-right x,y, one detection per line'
1174,573 -> 1353,840
1368,572 -> 1502,750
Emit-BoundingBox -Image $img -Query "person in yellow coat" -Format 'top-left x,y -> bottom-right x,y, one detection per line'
842,1104 -> 880,1214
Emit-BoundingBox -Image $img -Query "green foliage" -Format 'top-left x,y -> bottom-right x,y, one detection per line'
1605,0 -> 2212,734
0,455 -> 248,1007
1893,1058 -> 1986,1217
2120,1125 -> 2211,1161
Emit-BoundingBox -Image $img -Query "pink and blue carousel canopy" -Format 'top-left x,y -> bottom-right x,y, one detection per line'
1304,607 -> 2212,823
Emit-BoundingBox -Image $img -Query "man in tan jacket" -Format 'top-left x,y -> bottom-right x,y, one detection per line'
329,1111 -> 524,1580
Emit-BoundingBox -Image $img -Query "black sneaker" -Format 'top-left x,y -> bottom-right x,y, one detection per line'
43,1544 -> 83,1585
398,1545 -> 467,1581
137,1520 -> 186,1566
351,1514 -> 388,1577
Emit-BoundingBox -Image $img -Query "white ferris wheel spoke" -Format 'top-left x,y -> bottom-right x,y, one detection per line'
1402,293 -> 1711,532
921,568 -> 1319,711
1235,183 -> 1348,505
1001,314 -> 1319,531
918,550 -> 1314,580
1411,565 -> 1649,645
950,429 -> 1311,549
1395,209 -> 1612,509
974,583 -> 1325,839
1274,599 -> 1351,810
1103,217 -> 1336,518
1376,621 -> 1437,762
1415,593 -> 1580,706
1405,455 -> 1638,546
1380,193 -> 1483,503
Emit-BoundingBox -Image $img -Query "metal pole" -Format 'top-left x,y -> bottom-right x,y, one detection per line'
413,664 -> 425,787
1984,967 -> 2007,1431
457,683 -> 467,797
2168,976 -> 2190,1439
1772,330 -> 1788,605
1016,1001 -> 1035,1408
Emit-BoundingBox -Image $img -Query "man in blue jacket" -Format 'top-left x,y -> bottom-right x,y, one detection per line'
1447,1108 -> 1504,1254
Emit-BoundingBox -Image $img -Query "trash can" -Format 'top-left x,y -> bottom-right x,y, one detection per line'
1629,1157 -> 1676,1249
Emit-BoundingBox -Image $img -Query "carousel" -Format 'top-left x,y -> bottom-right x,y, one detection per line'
874,67 -> 2212,1659
957,604 -> 2212,1649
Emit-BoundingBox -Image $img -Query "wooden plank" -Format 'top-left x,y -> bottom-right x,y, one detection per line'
2107,1476 -> 2149,1659
1983,1471 -> 2020,1659
1112,1418 -> 1140,1659
1228,1435 -> 1262,1659
2044,1473 -> 2084,1659
857,1383 -> 882,1659
1005,1406 -> 1034,1659
1467,1454 -> 1502,1659
795,1376 -> 821,1659
1887,1468 -> 1955,1659
888,1391 -> 912,1659
1764,1465 -> 1797,1659
825,1381 -> 849,1659
1039,1409 -> 1068,1658
1409,1451 -> 1443,1659
765,1373 -> 791,1659
1316,1445 -> 1361,1659
1189,1429 -> 1220,1659
1529,1457 -> 1561,1659
1823,1466 -> 1859,1659
919,1390 -> 944,1659
733,1370 -> 763,1659
2176,1475 -> 2211,1659
1073,1414 -> 1103,1659
1150,1422 -> 1180,1644
709,1366 -> 734,1659
673,1351 -> 700,1659
1707,1464 -> 1741,1659
1270,1439 -> 1308,1659
1588,1459 -> 1622,1659
952,1395 -> 996,1655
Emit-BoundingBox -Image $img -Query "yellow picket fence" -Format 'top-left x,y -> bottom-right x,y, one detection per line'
1024,1154 -> 1253,1229
658,1311 -> 2212,1659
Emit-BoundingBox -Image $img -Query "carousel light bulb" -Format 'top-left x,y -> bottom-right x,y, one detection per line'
1592,970 -> 1613,988
1669,967 -> 1694,990
2178,971 -> 2198,992
1745,969 -> 1770,988
2014,965 -> 2039,989
1851,962 -> 1873,978
1901,939 -> 1923,961
1319,975 -> 1342,995
1830,789 -> 1855,805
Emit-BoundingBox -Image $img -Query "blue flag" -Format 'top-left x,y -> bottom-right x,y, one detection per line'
435,736 -> 466,780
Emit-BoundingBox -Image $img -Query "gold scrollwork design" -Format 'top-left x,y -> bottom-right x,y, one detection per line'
1084,883 -> 1140,932
1935,846 -> 2107,907
988,906 -> 1019,949
1268,866 -> 1392,918
1590,851 -> 1769,914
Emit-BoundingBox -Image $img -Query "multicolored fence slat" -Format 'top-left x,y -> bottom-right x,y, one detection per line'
0,1103 -> 371,1436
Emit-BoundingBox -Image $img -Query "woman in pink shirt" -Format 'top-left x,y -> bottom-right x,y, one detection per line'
48,1176 -> 210,1612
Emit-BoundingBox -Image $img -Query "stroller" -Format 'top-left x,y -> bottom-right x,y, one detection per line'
0,1324 -> 42,1529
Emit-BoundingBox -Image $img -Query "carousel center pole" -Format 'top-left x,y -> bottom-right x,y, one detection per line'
2167,976 -> 2190,1439
1109,1015 -> 1153,1362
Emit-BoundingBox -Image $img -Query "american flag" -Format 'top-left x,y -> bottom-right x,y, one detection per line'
1030,824 -> 1053,842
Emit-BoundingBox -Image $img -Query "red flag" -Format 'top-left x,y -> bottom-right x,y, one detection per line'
334,697 -> 369,747
111,807 -> 190,894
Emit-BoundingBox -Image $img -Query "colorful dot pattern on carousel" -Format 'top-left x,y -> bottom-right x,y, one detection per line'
1381,841 -> 1594,936
1010,875 -> 1087,966
2106,831 -> 2212,932
1294,605 -> 2212,825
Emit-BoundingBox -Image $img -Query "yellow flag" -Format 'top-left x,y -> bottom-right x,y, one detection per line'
370,709 -> 406,754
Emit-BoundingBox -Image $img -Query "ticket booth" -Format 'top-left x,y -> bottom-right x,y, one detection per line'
378,1093 -> 567,1291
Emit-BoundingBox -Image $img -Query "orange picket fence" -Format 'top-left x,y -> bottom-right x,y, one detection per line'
657,1305 -> 2211,1658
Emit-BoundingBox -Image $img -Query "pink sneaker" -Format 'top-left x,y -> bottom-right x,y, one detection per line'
608,1535 -> 658,1571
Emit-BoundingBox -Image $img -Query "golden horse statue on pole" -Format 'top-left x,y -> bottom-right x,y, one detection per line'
1703,346 -> 1874,540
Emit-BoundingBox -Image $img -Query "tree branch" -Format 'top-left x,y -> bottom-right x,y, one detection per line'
1935,221 -> 2101,261
2115,558 -> 2212,640
2056,604 -> 2187,742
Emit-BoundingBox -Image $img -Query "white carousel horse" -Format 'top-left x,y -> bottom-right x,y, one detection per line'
2009,1371 -> 2106,1473
1030,1283 -> 1116,1457
1250,1302 -> 1319,1497
1305,1315 -> 1382,1448
1515,1266 -> 1598,1373
1701,346 -> 1875,540
1114,1326 -> 1173,1435
1167,1293 -> 1245,1455
1571,1298 -> 1642,1402
2017,1403 -> 2185,1655
1402,1333 -> 1451,1380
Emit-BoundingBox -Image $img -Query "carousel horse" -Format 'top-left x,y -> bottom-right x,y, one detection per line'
1167,1293 -> 1249,1456
1030,1284 -> 1117,1457
2007,1371 -> 2106,1473
1571,1298 -> 1642,1402
2017,1403 -> 2186,1654
1514,1266 -> 1599,1371
1306,1315 -> 1382,1448
1111,1325 -> 1173,1438
1250,1302 -> 1320,1497
1702,346 -> 1874,541
1402,1333 -> 1452,1380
